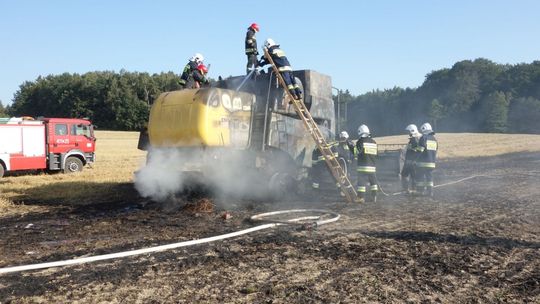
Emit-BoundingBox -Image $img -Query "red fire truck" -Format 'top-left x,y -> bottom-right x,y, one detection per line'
0,117 -> 96,178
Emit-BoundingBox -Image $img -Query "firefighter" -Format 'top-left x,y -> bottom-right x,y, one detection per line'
401,124 -> 422,193
310,129 -> 338,191
355,124 -> 378,203
192,64 -> 210,89
258,38 -> 303,100
245,23 -> 259,74
415,122 -> 438,197
179,53 -> 204,89
336,131 -> 355,173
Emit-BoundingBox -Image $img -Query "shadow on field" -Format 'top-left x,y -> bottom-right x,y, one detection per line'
363,230 -> 540,249
6,181 -> 144,207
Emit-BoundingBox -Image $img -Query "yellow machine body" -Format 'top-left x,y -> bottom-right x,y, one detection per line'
148,88 -> 255,148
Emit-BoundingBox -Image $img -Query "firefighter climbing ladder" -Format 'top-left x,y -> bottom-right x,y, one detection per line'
263,48 -> 360,203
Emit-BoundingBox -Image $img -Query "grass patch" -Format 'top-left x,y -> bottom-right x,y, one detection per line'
1,131 -> 540,211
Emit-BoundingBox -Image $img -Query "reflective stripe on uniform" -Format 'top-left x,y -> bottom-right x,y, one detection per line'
272,49 -> 286,57
357,166 -> 376,173
278,66 -> 293,72
363,143 -> 377,155
357,186 -> 366,193
416,162 -> 436,168
426,140 -> 437,151
179,79 -> 186,85
287,84 -> 295,90
312,183 -> 319,189
370,185 -> 378,191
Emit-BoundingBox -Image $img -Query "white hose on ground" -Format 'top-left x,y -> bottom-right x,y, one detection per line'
0,209 -> 340,275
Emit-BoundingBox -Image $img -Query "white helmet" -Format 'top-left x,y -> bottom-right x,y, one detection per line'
420,122 -> 433,135
192,53 -> 204,64
264,38 -> 277,49
405,124 -> 420,137
339,131 -> 349,139
357,124 -> 370,138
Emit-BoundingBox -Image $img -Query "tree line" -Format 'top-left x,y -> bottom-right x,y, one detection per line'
2,59 -> 540,134
341,59 -> 540,136
3,70 -> 183,130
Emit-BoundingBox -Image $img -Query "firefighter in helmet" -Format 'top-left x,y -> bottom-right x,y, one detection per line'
258,38 -> 303,100
245,23 -> 259,74
179,53 -> 204,89
192,64 -> 210,89
415,123 -> 438,197
336,131 -> 355,173
355,124 -> 378,203
401,124 -> 422,193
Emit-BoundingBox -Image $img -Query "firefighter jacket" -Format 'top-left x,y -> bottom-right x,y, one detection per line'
337,140 -> 355,163
179,60 -> 199,86
192,69 -> 209,88
404,136 -> 422,162
259,45 -> 292,72
356,137 -> 377,173
245,28 -> 258,55
416,132 -> 438,168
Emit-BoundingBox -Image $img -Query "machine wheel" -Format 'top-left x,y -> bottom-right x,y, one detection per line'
0,163 -> 4,178
64,157 -> 84,173
268,172 -> 297,200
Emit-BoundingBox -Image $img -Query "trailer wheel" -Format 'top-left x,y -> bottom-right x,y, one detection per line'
0,163 -> 4,178
64,157 -> 83,173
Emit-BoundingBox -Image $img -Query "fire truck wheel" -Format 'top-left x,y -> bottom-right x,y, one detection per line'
0,163 -> 4,178
64,157 -> 84,173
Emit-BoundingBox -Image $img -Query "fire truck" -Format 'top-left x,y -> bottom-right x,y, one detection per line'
0,117 -> 96,178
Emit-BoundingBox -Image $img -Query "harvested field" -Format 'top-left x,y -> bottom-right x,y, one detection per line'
1,132 -> 539,303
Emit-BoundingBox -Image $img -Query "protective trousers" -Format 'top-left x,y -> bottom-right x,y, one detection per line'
357,172 -> 378,202
415,167 -> 434,196
401,161 -> 416,192
246,54 -> 258,74
281,71 -> 302,99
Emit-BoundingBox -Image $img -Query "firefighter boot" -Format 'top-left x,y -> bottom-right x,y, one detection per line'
371,190 -> 378,203
356,192 -> 365,203
427,186 -> 434,198
401,178 -> 410,194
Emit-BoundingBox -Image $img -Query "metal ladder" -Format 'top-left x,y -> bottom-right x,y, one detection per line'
263,48 -> 360,203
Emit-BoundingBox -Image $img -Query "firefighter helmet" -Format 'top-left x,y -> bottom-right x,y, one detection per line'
192,53 -> 204,64
264,38 -> 277,49
197,64 -> 208,74
420,122 -> 433,135
405,124 -> 419,137
250,23 -> 259,32
339,131 -> 349,139
358,124 -> 370,138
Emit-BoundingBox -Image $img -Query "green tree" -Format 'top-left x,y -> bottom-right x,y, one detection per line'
428,99 -> 444,130
508,97 -> 540,133
481,91 -> 509,133
0,100 -> 7,117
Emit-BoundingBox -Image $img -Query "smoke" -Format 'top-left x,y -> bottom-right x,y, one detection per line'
134,146 -> 274,204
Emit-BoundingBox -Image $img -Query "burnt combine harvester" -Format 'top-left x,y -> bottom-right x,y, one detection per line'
137,66 -> 358,201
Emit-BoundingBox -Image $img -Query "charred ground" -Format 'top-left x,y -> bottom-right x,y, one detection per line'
1,152 -> 539,303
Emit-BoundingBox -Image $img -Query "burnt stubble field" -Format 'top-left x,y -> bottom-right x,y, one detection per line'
1,152 -> 539,303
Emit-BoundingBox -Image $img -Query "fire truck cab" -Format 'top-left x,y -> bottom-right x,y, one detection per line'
0,117 -> 96,178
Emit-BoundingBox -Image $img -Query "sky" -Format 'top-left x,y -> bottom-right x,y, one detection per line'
1,0 -> 539,105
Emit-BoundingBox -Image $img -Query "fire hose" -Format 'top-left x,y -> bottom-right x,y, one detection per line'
0,209 -> 339,275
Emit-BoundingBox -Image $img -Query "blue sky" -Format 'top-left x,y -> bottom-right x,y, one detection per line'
1,0 -> 539,105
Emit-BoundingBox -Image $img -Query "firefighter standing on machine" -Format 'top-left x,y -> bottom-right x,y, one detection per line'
258,38 -> 303,100
355,124 -> 378,203
179,53 -> 205,89
245,23 -> 259,74
192,64 -> 210,88
401,124 -> 422,193
415,122 -> 438,197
